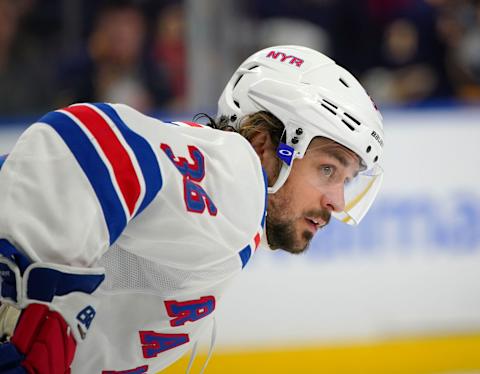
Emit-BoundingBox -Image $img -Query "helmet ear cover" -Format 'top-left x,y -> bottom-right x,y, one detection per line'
217,45 -> 385,224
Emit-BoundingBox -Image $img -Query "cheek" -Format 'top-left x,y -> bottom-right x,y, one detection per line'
296,175 -> 324,203
270,185 -> 308,219
269,186 -> 293,216
270,164 -> 323,217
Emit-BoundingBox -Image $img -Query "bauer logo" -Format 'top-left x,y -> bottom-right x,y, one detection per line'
266,50 -> 304,67
371,130 -> 384,147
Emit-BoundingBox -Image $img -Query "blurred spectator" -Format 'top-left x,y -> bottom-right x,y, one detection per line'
434,0 -> 480,100
257,17 -> 330,55
0,0 -> 479,116
0,0 -> 57,116
152,3 -> 187,110
247,0 -> 473,106
246,0 -> 378,77
361,0 -> 458,105
458,3 -> 480,86
57,0 -> 171,112
363,18 -> 439,104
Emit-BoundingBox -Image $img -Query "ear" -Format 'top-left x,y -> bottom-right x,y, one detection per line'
249,131 -> 280,185
250,131 -> 273,161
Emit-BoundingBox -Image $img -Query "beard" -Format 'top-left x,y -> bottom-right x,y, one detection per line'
266,196 -> 331,254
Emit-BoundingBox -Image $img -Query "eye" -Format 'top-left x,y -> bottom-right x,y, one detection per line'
321,165 -> 334,177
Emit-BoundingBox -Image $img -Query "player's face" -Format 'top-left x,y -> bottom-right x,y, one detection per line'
266,138 -> 361,254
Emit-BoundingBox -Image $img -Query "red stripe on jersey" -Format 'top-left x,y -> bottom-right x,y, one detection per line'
182,121 -> 203,128
63,105 -> 141,216
254,233 -> 261,250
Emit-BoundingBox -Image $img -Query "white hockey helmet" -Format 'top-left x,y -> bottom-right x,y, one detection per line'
217,45 -> 384,225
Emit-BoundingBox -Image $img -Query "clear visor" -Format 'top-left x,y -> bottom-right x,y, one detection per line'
332,164 -> 384,225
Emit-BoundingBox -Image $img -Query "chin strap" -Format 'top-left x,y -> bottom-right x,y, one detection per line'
268,142 -> 297,194
267,166 -> 289,194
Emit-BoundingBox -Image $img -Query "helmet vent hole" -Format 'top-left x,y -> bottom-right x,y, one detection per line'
320,99 -> 338,115
322,99 -> 338,109
341,119 -> 355,131
233,100 -> 240,109
374,156 -> 379,162
366,145 -> 371,153
344,112 -> 361,126
339,77 -> 350,87
248,65 -> 259,70
321,103 -> 337,116
233,74 -> 244,89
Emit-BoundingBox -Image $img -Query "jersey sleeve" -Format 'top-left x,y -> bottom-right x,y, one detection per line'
0,103 -> 163,267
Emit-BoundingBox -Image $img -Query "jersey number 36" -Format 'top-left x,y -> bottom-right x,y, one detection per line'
160,143 -> 217,216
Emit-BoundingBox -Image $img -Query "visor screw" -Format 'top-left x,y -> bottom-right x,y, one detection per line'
230,114 -> 237,122
292,137 -> 299,144
296,128 -> 303,135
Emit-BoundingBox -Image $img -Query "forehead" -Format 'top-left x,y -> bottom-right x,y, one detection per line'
306,137 -> 360,165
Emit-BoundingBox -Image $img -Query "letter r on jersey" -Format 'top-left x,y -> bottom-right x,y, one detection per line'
164,296 -> 216,327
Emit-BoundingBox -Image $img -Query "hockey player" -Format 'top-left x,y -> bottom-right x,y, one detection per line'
0,45 -> 383,373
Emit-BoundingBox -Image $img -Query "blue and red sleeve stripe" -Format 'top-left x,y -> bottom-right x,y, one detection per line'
239,168 -> 269,268
38,103 -> 162,245
172,121 -> 204,128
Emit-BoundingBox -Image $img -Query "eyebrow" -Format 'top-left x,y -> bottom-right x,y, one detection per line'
325,149 -> 350,167
323,148 -> 361,178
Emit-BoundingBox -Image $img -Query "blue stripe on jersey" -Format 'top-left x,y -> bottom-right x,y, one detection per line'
40,111 -> 127,244
92,103 -> 163,217
27,267 -> 105,302
261,168 -> 269,228
0,239 -> 104,302
239,244 -> 252,269
0,154 -> 7,170
0,239 -> 31,273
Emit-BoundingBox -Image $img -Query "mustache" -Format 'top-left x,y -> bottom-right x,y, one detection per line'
305,208 -> 331,226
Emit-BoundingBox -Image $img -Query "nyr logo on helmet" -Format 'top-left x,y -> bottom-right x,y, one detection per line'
266,50 -> 304,67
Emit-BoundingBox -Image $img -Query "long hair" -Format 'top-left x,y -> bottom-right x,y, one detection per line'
194,111 -> 285,147
194,111 -> 286,184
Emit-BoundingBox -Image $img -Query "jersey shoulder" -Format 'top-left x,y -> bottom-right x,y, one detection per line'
110,105 -> 267,268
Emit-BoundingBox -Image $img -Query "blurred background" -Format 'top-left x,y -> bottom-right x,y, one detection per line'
0,0 -> 480,373
1,0 -> 480,116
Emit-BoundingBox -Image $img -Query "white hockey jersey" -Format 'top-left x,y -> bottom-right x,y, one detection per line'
0,103 -> 267,373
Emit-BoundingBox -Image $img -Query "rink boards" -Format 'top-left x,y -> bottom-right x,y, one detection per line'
1,107 -> 480,373
203,107 -> 480,373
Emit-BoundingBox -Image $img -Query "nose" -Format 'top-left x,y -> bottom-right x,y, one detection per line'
321,183 -> 346,213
